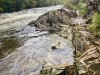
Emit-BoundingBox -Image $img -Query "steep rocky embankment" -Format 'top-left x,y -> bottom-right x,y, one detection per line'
29,8 -> 100,75
70,24 -> 100,75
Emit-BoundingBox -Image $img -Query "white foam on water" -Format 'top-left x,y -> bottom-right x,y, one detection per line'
0,5 -> 63,32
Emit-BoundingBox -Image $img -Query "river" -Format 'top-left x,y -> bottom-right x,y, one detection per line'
0,5 -> 74,75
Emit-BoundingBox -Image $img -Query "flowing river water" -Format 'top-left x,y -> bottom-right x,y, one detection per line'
0,5 -> 74,75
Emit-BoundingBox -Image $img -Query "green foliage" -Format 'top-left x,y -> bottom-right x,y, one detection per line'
0,0 -> 87,13
0,0 -> 37,13
87,13 -> 100,35
64,0 -> 86,15
80,0 -> 86,3
0,0 -> 65,13
36,0 -> 64,7
76,3 -> 86,14
36,0 -> 50,7
0,8 -> 4,13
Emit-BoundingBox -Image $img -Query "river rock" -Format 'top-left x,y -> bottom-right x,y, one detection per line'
29,8 -> 77,31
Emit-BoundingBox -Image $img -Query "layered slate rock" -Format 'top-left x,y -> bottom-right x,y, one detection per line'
29,8 -> 77,31
79,36 -> 100,75
66,24 -> 100,75
58,20 -> 100,75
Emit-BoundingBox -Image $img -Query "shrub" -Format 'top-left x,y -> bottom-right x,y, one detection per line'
0,8 -> 4,13
87,13 -> 100,35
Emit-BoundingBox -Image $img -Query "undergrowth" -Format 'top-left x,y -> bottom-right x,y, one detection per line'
87,13 -> 100,35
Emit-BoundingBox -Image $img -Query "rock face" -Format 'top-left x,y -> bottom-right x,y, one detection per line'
57,17 -> 100,75
59,22 -> 100,75
69,25 -> 100,75
79,36 -> 100,75
29,7 -> 100,75
29,8 -> 77,31
83,0 -> 100,18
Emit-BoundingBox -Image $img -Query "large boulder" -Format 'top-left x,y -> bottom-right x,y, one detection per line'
29,8 -> 77,31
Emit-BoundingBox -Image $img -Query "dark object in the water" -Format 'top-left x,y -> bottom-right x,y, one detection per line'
52,46 -> 57,49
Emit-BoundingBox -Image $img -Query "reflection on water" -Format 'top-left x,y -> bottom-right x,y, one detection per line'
0,32 -> 20,59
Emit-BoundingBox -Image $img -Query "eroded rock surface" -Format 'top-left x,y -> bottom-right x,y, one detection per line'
29,8 -> 77,31
0,27 -> 74,75
65,24 -> 100,75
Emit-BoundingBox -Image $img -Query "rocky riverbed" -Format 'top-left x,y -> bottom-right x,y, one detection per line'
0,5 -> 100,75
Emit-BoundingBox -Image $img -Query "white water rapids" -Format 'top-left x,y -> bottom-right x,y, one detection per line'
0,5 -> 74,75
0,5 -> 64,31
